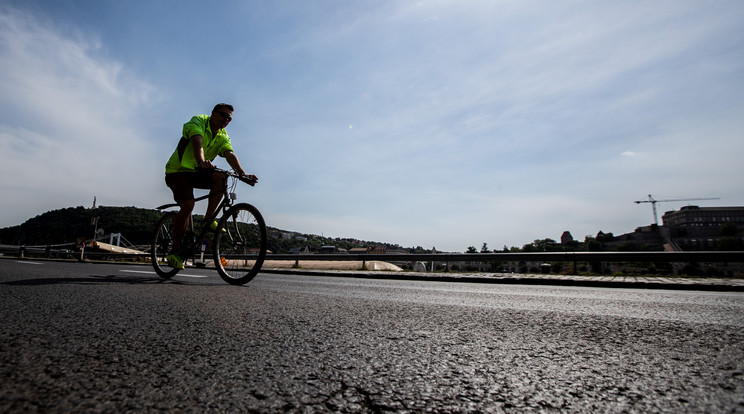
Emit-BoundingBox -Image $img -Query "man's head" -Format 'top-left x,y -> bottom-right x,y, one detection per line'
211,103 -> 234,130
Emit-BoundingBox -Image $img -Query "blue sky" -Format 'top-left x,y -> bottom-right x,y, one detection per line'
1,1 -> 742,252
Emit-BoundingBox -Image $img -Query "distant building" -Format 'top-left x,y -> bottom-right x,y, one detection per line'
560,231 -> 574,245
589,206 -> 744,252
370,245 -> 387,254
662,206 -> 744,250
317,246 -> 338,254
662,206 -> 744,228
268,228 -> 282,239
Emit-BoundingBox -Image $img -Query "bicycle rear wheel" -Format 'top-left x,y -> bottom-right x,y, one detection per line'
151,211 -> 181,278
213,203 -> 267,285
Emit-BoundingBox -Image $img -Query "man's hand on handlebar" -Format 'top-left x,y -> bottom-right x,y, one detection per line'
196,160 -> 215,170
195,163 -> 257,186
240,174 -> 258,186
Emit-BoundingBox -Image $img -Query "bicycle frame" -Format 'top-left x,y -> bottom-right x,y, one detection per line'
152,168 -> 267,284
155,169 -> 246,266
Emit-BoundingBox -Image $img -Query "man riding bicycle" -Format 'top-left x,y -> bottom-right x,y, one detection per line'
164,103 -> 257,270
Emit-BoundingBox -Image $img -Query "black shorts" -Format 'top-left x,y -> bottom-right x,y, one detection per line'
165,171 -> 216,204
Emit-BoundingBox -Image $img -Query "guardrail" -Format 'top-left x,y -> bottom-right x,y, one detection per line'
266,251 -> 744,263
271,251 -> 744,276
3,244 -> 743,275
3,246 -> 743,263
0,245 -> 148,262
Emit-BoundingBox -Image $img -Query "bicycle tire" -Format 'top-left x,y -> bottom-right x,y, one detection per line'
213,203 -> 267,285
151,211 -> 181,278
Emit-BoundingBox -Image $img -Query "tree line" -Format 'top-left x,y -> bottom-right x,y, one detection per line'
0,206 -> 410,254
0,206 -> 163,246
4,206 -> 740,253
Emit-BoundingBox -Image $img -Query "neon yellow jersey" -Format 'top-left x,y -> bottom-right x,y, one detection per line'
165,114 -> 234,174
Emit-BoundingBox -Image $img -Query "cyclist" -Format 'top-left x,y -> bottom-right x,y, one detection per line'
164,103 -> 257,269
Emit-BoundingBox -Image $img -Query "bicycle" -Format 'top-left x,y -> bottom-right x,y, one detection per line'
150,168 -> 268,285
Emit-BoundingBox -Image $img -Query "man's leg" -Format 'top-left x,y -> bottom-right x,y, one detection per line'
172,199 -> 194,251
165,173 -> 196,253
203,171 -> 227,221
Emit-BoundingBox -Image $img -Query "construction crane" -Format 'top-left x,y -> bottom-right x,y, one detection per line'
634,194 -> 719,226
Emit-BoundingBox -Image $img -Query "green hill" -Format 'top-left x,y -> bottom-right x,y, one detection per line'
0,206 -> 162,247
0,206 -> 409,254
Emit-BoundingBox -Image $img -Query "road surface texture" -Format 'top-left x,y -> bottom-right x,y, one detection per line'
1,259 -> 743,412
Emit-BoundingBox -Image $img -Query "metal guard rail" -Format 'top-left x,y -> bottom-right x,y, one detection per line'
3,246 -> 742,264
266,251 -> 744,263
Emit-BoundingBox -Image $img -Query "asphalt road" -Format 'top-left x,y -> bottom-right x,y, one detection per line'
1,259 -> 743,413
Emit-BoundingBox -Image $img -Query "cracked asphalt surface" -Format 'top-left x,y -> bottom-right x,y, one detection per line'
1,259 -> 743,412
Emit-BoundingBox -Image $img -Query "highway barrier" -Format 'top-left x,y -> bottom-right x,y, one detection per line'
3,244 -> 742,276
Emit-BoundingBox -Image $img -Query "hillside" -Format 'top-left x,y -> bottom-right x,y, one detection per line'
0,206 -> 410,254
0,206 -> 163,247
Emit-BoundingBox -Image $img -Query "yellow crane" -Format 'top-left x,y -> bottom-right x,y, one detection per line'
634,194 -> 719,226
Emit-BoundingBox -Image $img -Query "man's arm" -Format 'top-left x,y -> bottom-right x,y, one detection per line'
224,151 -> 257,184
190,135 -> 213,169
224,151 -> 246,175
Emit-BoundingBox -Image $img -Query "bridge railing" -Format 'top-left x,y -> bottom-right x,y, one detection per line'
3,244 -> 742,275
266,251 -> 744,263
268,251 -> 744,274
0,244 -> 149,262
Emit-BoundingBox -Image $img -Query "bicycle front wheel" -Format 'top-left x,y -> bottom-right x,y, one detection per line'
214,203 -> 267,285
151,211 -> 181,278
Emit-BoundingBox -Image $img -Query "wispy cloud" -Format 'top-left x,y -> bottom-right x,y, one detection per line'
245,1 -> 744,248
0,8 -> 161,225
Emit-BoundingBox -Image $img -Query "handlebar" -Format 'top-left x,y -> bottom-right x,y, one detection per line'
198,167 -> 258,186
239,175 -> 258,186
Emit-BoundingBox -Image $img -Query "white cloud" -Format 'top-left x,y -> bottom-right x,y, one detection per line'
0,8 -> 162,227
222,1 -> 744,250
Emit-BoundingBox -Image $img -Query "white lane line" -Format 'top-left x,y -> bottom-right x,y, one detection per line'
16,261 -> 43,265
119,269 -> 208,278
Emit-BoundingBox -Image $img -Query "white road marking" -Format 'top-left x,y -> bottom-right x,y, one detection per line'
16,261 -> 43,265
119,269 -> 208,278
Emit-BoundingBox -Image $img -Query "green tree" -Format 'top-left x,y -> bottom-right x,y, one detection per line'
522,238 -> 559,252
585,236 -> 602,252
533,238 -> 559,252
